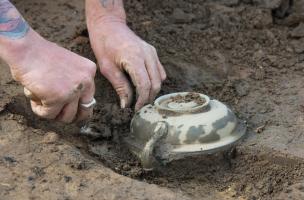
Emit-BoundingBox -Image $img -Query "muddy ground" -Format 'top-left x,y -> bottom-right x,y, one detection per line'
1,0 -> 304,199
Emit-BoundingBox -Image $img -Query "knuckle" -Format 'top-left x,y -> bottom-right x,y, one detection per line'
57,89 -> 69,101
40,112 -> 51,118
152,82 -> 161,92
141,40 -> 149,47
81,59 -> 97,77
82,76 -> 91,84
162,73 -> 167,81
130,45 -> 144,56
150,45 -> 157,53
53,91 -> 67,103
33,108 -> 52,119
87,62 -> 97,76
81,77 -> 94,92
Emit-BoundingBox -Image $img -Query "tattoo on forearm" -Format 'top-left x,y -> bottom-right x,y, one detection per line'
99,0 -> 115,8
0,0 -> 29,39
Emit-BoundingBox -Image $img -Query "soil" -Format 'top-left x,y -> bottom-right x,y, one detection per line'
170,92 -> 206,105
1,0 -> 304,199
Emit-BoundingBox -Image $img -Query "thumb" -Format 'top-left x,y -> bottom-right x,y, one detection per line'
99,59 -> 133,108
30,101 -> 63,119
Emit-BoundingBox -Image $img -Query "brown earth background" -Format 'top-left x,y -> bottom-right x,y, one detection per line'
1,0 -> 304,199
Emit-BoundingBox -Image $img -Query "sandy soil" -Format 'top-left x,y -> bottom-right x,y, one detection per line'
1,0 -> 304,199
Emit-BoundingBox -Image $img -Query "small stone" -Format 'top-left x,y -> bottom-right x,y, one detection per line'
80,123 -> 112,138
64,176 -> 72,182
42,132 -> 59,144
272,0 -> 292,19
252,0 -> 283,9
102,126 -> 112,138
3,156 -> 17,164
249,195 -> 257,200
291,38 -> 304,53
252,9 -> 273,29
234,80 -> 250,97
122,164 -> 131,171
290,23 -> 304,38
220,0 -> 240,6
296,183 -> 304,191
171,8 -> 194,23
286,46 -> 293,53
253,49 -> 265,61
31,166 -> 45,177
28,176 -> 35,181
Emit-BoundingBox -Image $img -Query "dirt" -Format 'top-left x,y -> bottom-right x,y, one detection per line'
2,0 -> 304,199
170,92 -> 206,105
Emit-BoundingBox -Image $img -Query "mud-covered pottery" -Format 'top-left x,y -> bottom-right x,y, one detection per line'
124,92 -> 246,170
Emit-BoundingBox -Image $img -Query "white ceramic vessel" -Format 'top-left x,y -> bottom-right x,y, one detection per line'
124,92 -> 246,170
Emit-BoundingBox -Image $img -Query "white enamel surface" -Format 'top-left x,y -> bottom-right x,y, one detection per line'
172,132 -> 243,153
137,100 -> 236,144
130,93 -> 247,154
167,101 -> 198,110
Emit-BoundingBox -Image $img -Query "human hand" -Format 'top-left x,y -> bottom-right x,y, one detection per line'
87,18 -> 166,111
7,30 -> 96,123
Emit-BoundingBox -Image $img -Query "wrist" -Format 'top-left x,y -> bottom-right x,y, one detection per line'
0,29 -> 44,73
86,0 -> 126,29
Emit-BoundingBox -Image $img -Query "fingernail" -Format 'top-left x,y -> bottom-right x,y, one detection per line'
120,99 -> 126,109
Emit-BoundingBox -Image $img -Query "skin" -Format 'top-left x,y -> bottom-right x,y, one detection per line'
0,0 -> 29,38
0,0 -> 96,123
86,0 -> 166,110
0,0 -> 166,123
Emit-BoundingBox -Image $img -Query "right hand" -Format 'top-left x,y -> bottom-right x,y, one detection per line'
7,29 -> 96,123
87,19 -> 166,111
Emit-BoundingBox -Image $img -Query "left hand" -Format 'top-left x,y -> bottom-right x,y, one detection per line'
87,18 -> 166,111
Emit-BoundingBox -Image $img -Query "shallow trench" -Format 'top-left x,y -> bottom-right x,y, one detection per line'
5,95 -> 304,200
4,0 -> 304,198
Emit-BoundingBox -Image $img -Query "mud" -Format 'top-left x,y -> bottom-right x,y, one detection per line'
1,0 -> 304,199
170,92 -> 206,105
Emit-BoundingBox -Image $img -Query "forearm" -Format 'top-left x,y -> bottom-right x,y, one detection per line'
0,0 -> 31,65
86,0 -> 126,28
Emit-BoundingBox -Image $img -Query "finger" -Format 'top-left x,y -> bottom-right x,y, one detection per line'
157,59 -> 167,81
100,59 -> 133,108
76,106 -> 94,123
150,46 -> 167,81
56,98 -> 80,123
75,79 -> 95,122
24,88 -> 40,102
30,101 -> 63,119
122,58 -> 151,111
144,50 -> 162,103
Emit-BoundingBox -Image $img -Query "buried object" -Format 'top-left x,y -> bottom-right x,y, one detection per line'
124,92 -> 247,170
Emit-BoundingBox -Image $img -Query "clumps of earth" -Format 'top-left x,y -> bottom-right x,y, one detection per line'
3,0 -> 304,199
170,92 -> 207,105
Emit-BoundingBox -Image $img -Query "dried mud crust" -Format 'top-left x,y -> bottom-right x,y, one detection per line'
2,0 -> 304,199
169,92 -> 206,105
